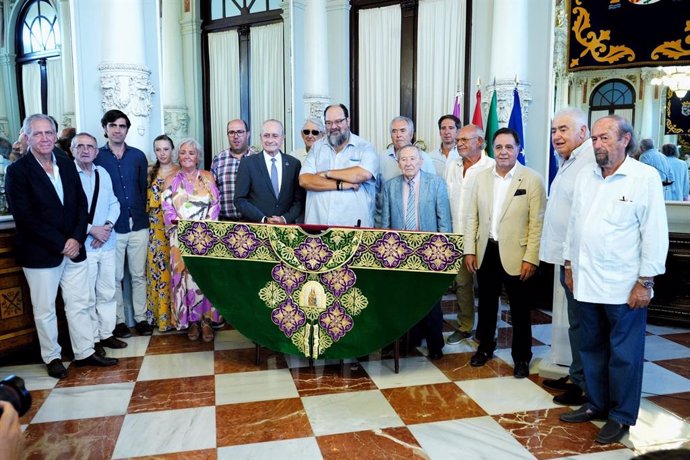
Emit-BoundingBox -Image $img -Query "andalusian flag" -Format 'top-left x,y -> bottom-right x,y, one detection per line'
485,89 -> 498,158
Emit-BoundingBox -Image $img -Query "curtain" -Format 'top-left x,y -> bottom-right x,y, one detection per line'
358,5 -> 401,152
250,22 -> 284,151
47,58 -> 64,128
22,63 -> 42,117
209,30 -> 241,157
416,0 -> 466,151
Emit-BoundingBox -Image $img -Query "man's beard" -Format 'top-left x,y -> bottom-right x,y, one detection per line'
328,130 -> 348,148
230,144 -> 248,155
595,150 -> 608,166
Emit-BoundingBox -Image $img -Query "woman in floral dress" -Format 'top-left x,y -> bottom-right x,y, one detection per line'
162,138 -> 222,341
146,135 -> 180,331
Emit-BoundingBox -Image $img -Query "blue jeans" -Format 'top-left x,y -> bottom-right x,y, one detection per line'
579,301 -> 646,426
559,267 -> 585,391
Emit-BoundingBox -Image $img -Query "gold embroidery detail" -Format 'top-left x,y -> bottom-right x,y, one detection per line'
652,20 -> 690,60
570,1 -> 635,68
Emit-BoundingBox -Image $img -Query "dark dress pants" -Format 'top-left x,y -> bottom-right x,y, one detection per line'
409,300 -> 444,355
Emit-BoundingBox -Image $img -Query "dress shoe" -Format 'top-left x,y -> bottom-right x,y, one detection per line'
595,420 -> 629,444
553,387 -> 589,406
513,361 -> 530,378
428,351 -> 444,361
211,318 -> 227,330
135,320 -> 153,336
201,318 -> 214,343
94,343 -> 106,358
187,322 -> 200,341
470,350 -> 493,367
100,336 -> 128,349
73,353 -> 118,367
542,375 -> 571,391
113,322 -> 132,338
446,330 -> 471,345
560,405 -> 607,423
46,359 -> 68,379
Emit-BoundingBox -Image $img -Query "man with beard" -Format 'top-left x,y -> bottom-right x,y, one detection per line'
211,119 -> 253,221
560,115 -> 668,444
299,104 -> 379,227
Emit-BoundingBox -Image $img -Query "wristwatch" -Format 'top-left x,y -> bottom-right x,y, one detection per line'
637,278 -> 654,289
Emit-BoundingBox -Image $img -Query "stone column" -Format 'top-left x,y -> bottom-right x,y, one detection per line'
303,0 -> 330,120
326,0 -> 350,106
162,0 -> 189,145
57,0 -> 75,128
639,68 -> 658,139
180,3 -> 202,142
0,53 -> 11,139
98,0 -> 156,158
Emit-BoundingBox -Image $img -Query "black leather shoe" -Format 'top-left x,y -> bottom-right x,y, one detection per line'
595,420 -> 629,444
100,336 -> 128,349
513,361 -> 530,378
94,343 -> 106,358
543,375 -> 571,390
73,353 -> 118,367
113,323 -> 132,338
470,350 -> 492,367
428,351 -> 444,361
554,387 -> 588,406
560,405 -> 607,423
47,359 -> 68,379
135,320 -> 153,336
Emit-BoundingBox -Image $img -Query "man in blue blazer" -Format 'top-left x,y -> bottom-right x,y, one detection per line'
235,119 -> 305,224
6,114 -> 118,379
381,144 -> 452,359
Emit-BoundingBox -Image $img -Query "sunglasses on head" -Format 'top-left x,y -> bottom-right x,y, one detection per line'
302,129 -> 321,136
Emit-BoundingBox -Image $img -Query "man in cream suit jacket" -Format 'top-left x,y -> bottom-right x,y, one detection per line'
464,128 -> 546,378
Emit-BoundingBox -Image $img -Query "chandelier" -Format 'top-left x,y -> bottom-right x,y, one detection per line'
651,66 -> 690,99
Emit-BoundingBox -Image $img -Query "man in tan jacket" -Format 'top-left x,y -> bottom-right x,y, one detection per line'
464,127 -> 546,378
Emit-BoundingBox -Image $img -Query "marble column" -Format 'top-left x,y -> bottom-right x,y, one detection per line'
179,3 -> 203,143
161,0 -> 189,145
98,0 -> 156,158
326,0 -> 350,106
0,53 -> 10,139
639,69 -> 658,138
57,0 -> 75,129
303,0 -> 330,120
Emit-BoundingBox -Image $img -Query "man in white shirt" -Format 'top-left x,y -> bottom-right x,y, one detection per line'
560,115 -> 668,445
539,108 -> 595,405
444,124 -> 494,344
427,115 -> 462,176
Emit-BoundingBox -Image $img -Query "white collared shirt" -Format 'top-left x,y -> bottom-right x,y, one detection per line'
33,152 -> 63,204
444,153 -> 495,234
427,145 -> 461,176
262,151 -> 283,193
565,156 -> 668,304
490,164 -> 518,241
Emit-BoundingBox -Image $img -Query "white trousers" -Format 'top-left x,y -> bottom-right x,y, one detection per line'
86,249 -> 117,341
115,229 -> 148,324
23,257 -> 94,363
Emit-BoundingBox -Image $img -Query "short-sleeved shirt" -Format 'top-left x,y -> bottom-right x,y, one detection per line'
300,133 -> 379,227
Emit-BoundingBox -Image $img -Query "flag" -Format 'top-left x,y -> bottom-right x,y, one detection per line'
452,93 -> 461,121
485,89 -> 498,159
508,87 -> 526,165
471,89 -> 483,129
548,140 -> 559,193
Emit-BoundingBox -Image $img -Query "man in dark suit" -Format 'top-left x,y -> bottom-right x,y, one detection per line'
235,119 -> 305,223
464,128 -> 546,378
381,144 -> 452,359
5,114 -> 117,379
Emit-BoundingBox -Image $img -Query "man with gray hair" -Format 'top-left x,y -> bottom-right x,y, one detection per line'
639,138 -> 674,200
539,107 -> 595,405
290,118 -> 324,164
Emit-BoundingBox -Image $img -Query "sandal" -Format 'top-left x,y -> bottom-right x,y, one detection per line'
187,322 -> 200,341
201,318 -> 214,343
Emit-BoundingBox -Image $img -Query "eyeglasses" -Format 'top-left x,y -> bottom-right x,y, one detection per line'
302,129 -> 321,136
74,144 -> 97,151
227,130 -> 247,137
457,136 -> 478,144
325,118 -> 347,127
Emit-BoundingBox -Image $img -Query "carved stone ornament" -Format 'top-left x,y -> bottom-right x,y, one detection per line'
304,94 -> 330,121
164,107 -> 190,140
98,62 -> 155,118
484,80 -> 533,125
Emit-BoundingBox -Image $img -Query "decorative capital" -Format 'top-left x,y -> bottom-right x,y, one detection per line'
485,80 -> 532,125
98,62 -> 155,121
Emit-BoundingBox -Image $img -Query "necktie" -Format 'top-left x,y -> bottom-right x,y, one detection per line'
270,158 -> 279,196
405,179 -> 416,230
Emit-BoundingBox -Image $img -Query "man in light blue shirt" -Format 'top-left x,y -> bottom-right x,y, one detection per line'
661,143 -> 689,201
75,132 -> 126,356
639,138 -> 674,200
299,104 -> 379,228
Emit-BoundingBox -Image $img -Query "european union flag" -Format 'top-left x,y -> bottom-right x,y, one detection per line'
508,87 -> 525,165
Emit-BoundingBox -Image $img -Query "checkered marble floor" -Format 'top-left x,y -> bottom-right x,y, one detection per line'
2,301 -> 689,459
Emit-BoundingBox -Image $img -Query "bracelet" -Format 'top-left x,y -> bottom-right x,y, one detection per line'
563,262 -> 572,270
336,180 -> 342,191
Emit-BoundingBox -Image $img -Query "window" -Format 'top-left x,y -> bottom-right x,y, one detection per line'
589,79 -> 636,127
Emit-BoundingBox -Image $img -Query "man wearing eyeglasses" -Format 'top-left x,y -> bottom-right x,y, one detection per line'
74,132 -> 125,361
5,115 -> 110,379
211,119 -> 253,221
299,104 -> 379,227
444,124 -> 495,345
